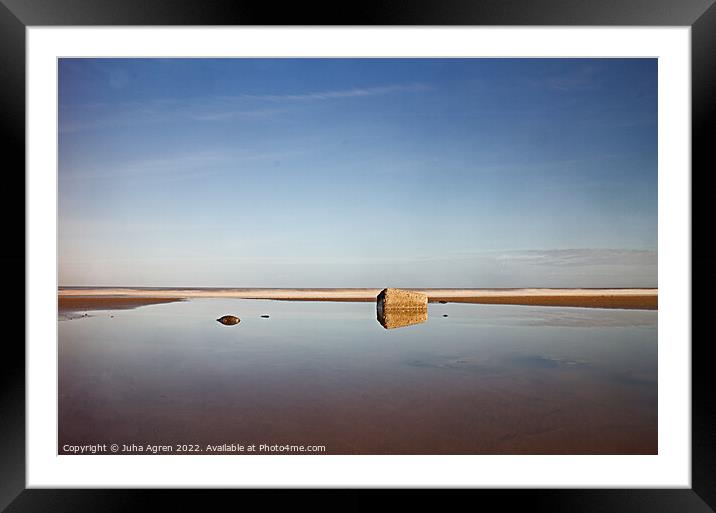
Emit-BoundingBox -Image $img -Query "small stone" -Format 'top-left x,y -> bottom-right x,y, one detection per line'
442,314 -> 448,317
217,315 -> 241,325
260,315 -> 270,318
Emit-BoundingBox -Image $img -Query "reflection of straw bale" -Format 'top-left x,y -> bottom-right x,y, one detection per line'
377,305 -> 428,329
376,288 -> 428,309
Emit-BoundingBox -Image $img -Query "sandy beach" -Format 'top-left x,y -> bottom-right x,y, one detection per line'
58,287 -> 657,311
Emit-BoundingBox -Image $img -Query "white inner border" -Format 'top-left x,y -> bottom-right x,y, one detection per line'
27,27 -> 691,488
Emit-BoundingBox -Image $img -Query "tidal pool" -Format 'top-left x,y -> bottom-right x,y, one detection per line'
58,299 -> 657,454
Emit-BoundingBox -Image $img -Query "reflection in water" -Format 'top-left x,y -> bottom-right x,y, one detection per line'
59,299 -> 657,455
376,303 -> 428,329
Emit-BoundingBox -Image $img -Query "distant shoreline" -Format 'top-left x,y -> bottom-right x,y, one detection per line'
58,287 -> 658,311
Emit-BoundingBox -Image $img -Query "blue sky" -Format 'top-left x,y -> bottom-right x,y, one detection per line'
58,58 -> 657,287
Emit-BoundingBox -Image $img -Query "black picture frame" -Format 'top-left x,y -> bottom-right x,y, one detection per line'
2,0 -> 712,510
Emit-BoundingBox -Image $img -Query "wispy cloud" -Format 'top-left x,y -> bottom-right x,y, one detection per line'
186,83 -> 431,121
187,108 -> 284,121
59,82 -> 433,133
189,248 -> 656,268
59,148 -> 306,182
492,249 -> 657,267
236,83 -> 432,102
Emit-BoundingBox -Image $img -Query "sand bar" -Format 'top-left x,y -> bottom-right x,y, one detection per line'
59,296 -> 184,312
58,288 -> 657,310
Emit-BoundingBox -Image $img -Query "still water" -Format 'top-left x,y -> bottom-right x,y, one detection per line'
59,299 -> 657,454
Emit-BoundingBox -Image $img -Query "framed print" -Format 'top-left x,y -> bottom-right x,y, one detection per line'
3,0 -> 713,510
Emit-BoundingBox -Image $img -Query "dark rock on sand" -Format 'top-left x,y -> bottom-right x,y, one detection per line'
442,314 -> 448,317
260,315 -> 270,318
217,315 -> 241,326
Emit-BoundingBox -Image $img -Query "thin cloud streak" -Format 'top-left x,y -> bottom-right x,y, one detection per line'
61,249 -> 656,267
59,82 -> 433,132
236,83 -> 432,102
59,148 -> 306,182
491,249 -> 657,267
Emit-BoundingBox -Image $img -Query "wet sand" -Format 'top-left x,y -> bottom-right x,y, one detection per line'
59,296 -> 183,313
429,295 -> 657,310
58,288 -> 657,310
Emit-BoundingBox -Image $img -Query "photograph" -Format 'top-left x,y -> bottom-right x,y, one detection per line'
57,57 -> 658,456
